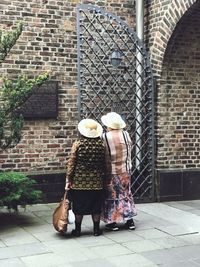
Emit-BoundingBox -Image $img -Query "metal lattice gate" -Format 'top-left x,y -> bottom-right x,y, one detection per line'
77,4 -> 155,202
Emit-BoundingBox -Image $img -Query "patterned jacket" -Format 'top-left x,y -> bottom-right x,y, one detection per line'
102,129 -> 132,175
66,137 -> 107,190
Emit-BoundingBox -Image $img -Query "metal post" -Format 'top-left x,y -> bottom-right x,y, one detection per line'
135,0 -> 144,170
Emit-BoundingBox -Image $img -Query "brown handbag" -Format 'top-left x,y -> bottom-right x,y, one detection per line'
53,191 -> 69,233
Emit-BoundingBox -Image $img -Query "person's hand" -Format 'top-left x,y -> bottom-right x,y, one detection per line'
65,182 -> 70,191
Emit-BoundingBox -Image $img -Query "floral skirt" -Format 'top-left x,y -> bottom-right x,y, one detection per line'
101,173 -> 137,223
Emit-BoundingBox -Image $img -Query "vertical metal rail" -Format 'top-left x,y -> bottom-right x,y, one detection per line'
77,9 -> 82,122
135,0 -> 144,170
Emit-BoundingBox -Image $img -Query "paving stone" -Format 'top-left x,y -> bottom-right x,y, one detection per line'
177,233 -> 200,245
46,203 -> 58,209
1,200 -> 200,267
23,223 -> 53,234
21,253 -> 72,267
139,203 -> 200,232
0,226 -> 22,236
189,210 -> 200,216
159,260 -> 200,267
156,225 -> 198,236
123,239 -> 164,253
134,213 -> 171,230
150,236 -> 187,249
58,246 -> 99,261
25,204 -> 52,212
181,200 -> 200,209
32,210 -> 53,218
34,215 -> 53,224
107,253 -> 156,267
193,258 -> 200,265
32,230 -> 66,242
135,228 -> 169,239
43,237 -> 83,248
104,230 -> 144,243
136,218 -> 171,230
22,245 -> 99,266
0,258 -> 26,267
171,245 -> 200,260
16,214 -> 49,226
0,240 -> 6,248
141,248 -> 183,265
0,242 -> 51,260
89,243 -> 132,257
75,234 -> 115,247
164,202 -> 195,211
71,258 -> 115,267
1,228 -> 39,246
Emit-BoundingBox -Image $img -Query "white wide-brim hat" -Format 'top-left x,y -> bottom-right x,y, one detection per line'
101,112 -> 126,129
78,118 -> 103,138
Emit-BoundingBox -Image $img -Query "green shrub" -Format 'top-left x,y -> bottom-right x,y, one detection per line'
0,172 -> 42,211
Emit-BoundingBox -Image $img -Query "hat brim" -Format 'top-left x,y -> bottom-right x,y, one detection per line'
78,119 -> 103,138
101,114 -> 126,129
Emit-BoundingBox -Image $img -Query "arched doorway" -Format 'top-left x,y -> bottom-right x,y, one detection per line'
158,1 -> 200,201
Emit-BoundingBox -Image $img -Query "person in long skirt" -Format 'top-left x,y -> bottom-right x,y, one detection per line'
101,112 -> 137,231
65,119 -> 107,237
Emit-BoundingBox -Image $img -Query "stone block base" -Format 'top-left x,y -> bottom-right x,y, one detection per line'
28,172 -> 65,203
157,169 -> 200,202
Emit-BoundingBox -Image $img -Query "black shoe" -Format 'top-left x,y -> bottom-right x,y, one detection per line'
124,219 -> 135,230
71,229 -> 81,237
94,228 -> 103,236
105,222 -> 119,231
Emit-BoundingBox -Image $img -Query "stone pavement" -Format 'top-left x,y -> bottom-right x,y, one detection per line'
1,200 -> 200,267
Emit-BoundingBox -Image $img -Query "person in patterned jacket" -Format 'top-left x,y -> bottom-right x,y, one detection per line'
65,118 -> 107,237
101,112 -> 137,231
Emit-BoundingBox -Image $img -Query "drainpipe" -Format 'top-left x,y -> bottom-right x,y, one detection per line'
135,0 -> 144,170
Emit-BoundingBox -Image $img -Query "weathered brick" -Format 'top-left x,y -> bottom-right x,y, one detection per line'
0,0 -> 198,176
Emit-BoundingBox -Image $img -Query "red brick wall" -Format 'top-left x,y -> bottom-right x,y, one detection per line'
157,3 -> 200,169
1,0 -> 199,174
0,0 -> 135,173
147,0 -> 197,76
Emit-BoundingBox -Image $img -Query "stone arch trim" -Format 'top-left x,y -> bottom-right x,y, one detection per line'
150,0 -> 197,77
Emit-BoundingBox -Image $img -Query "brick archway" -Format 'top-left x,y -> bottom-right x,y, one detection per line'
150,0 -> 197,77
156,0 -> 200,201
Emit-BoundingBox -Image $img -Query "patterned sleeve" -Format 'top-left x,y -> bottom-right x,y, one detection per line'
66,140 -> 79,183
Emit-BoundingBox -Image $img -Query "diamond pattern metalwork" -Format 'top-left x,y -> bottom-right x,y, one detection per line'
77,4 -> 155,202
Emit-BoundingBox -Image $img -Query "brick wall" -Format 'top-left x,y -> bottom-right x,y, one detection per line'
147,0 -> 197,76
0,0 -> 135,173
157,2 -> 200,169
1,0 -> 200,176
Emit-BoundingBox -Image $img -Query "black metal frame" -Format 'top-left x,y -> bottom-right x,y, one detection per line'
77,4 -> 155,202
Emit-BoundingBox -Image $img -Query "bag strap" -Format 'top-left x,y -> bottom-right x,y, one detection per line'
122,130 -> 129,172
63,191 -> 67,200
103,132 -> 111,158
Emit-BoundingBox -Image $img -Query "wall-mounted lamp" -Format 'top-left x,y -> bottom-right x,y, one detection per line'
111,50 -> 122,67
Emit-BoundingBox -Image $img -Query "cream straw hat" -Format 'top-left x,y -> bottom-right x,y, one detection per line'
101,112 -> 126,129
78,119 -> 103,138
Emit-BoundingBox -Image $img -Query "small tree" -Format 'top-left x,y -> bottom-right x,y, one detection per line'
0,22 -> 49,149
0,172 -> 42,211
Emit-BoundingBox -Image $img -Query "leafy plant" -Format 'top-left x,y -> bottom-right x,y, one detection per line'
0,172 -> 42,211
0,22 -> 49,150
0,21 -> 23,63
0,72 -> 49,149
